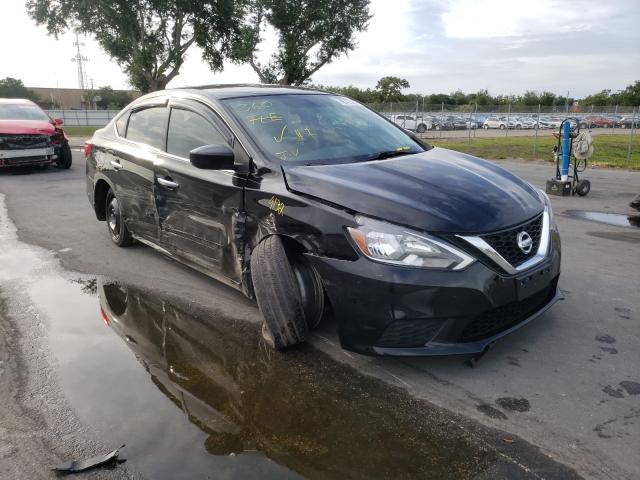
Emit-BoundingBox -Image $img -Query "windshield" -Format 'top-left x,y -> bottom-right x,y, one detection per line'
0,103 -> 50,121
223,94 -> 425,164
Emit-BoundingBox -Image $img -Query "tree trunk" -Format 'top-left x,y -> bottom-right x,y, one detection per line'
147,76 -> 169,92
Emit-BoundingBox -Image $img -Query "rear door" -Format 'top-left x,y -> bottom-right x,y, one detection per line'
154,99 -> 246,282
112,100 -> 168,240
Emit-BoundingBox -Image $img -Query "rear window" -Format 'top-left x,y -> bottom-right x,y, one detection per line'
125,107 -> 168,150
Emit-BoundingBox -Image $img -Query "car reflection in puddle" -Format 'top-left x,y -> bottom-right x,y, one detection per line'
96,279 -> 492,479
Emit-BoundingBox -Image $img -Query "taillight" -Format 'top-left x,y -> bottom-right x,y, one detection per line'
84,141 -> 93,159
100,307 -> 110,326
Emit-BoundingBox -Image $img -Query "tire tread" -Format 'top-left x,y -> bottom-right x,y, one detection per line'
251,236 -> 308,349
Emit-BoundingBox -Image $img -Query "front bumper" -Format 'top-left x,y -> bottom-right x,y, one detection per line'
0,147 -> 56,168
307,230 -> 561,356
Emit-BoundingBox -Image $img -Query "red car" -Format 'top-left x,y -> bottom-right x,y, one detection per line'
579,115 -> 617,129
0,98 -> 72,169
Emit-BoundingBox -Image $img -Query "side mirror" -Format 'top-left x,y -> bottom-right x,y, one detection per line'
190,144 -> 235,170
53,117 -> 64,126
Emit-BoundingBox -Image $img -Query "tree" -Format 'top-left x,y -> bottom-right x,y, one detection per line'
582,89 -> 613,106
216,0 -> 371,85
376,76 -> 410,102
94,86 -> 133,109
613,81 -> 640,106
0,77 -> 39,101
27,0 -> 243,92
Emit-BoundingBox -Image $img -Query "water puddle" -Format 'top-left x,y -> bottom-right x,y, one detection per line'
29,276 -> 497,479
563,210 -> 640,228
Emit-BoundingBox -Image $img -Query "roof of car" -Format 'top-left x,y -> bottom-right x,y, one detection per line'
174,84 -> 330,100
0,98 -> 37,104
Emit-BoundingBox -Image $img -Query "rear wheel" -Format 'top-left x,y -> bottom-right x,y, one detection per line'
435,124 -> 441,131
56,143 -> 72,169
251,236 -> 324,350
621,124 -> 627,129
106,189 -> 133,247
500,124 -> 505,130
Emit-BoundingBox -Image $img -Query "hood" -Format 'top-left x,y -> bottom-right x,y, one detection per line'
282,148 -> 543,234
0,119 -> 55,136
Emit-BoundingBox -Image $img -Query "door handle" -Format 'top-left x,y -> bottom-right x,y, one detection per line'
110,160 -> 123,170
157,177 -> 179,189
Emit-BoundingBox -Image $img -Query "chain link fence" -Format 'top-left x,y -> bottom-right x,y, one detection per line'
367,102 -> 640,169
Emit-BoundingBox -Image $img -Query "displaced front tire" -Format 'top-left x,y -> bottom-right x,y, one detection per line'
250,236 -> 312,350
105,189 -> 133,247
56,143 -> 72,169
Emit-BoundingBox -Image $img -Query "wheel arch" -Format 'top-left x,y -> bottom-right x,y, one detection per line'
94,177 -> 114,221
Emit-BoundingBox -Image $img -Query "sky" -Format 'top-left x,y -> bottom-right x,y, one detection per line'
1,0 -> 638,98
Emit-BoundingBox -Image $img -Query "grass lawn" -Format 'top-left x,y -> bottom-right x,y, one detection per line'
64,126 -> 99,137
430,134 -> 640,169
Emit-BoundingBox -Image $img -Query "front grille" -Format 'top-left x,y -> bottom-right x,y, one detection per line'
481,213 -> 543,267
0,134 -> 50,150
376,319 -> 442,348
459,284 -> 555,342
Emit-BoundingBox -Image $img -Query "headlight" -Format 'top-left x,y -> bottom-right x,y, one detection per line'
346,216 -> 475,270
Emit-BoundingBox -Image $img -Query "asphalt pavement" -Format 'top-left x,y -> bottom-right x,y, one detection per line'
0,150 -> 638,479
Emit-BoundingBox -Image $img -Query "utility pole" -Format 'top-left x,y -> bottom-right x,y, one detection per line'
71,31 -> 90,107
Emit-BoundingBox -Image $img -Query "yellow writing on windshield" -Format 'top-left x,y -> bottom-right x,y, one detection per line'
274,125 -> 287,143
396,146 -> 411,152
247,112 -> 282,125
236,100 -> 272,113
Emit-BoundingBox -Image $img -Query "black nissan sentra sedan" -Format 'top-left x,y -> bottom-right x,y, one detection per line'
86,85 -> 561,356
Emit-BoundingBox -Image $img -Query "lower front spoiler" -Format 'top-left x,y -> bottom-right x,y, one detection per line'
372,287 -> 562,356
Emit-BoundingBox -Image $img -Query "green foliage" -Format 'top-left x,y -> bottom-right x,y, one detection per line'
26,0 -> 243,93
221,0 -> 371,85
0,77 -> 39,101
94,86 -> 133,109
375,76 -> 410,102
582,82 -> 640,106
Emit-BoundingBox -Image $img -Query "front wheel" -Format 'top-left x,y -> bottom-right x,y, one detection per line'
251,236 -> 324,350
56,143 -> 72,169
435,124 -> 441,131
105,189 -> 133,247
500,124 -> 505,130
621,124 -> 627,129
416,124 -> 427,133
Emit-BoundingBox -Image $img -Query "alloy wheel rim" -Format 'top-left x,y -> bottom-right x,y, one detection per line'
107,198 -> 120,237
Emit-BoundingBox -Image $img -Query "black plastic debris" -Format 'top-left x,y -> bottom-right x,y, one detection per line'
52,445 -> 125,473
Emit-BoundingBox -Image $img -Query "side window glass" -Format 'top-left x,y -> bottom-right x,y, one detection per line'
166,108 -> 227,159
125,107 -> 168,150
115,112 -> 129,136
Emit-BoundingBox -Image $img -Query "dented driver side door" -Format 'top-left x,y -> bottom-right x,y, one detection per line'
153,100 -> 246,283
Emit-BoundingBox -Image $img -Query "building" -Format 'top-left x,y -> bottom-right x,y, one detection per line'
29,87 -> 141,109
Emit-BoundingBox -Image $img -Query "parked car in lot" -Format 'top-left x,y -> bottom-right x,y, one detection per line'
483,116 -> 517,129
618,116 -> 637,129
86,85 -> 561,356
431,116 -> 454,131
518,117 -> 538,129
579,115 -> 618,129
0,98 -> 72,169
389,114 -> 431,133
